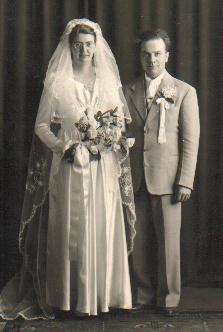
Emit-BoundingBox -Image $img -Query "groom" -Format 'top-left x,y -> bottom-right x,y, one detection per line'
124,29 -> 200,314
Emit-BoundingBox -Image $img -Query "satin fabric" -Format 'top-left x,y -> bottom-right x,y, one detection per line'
36,79 -> 132,314
46,148 -> 132,314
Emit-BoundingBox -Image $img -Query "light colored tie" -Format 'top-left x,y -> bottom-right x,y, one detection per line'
145,80 -> 154,111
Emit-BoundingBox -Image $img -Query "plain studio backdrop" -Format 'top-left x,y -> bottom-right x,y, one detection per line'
1,0 -> 223,291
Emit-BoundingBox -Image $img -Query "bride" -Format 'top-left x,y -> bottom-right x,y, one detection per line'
0,19 -> 136,319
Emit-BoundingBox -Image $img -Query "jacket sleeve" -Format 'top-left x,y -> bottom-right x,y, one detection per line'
177,86 -> 200,190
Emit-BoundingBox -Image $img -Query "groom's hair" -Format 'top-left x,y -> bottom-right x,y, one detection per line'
138,29 -> 171,52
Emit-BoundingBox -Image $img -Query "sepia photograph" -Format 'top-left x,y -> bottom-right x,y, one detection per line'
1,0 -> 223,331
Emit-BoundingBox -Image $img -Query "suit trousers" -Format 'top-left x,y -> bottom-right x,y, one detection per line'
132,181 -> 181,308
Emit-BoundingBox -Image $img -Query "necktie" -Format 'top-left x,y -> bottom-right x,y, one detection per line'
145,80 -> 154,112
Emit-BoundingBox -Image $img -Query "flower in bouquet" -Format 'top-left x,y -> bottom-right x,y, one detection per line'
104,134 -> 114,147
113,127 -> 122,142
87,127 -> 98,139
75,106 -> 124,152
94,107 -> 119,127
95,107 -> 123,149
111,115 -> 123,128
76,116 -> 90,133
97,127 -> 106,137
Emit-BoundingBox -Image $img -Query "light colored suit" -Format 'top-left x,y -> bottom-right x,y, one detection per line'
124,71 -> 200,307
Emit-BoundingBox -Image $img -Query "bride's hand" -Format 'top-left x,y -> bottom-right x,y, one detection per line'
62,144 -> 78,163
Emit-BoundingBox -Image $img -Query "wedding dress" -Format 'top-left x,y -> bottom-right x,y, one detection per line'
0,19 -> 136,319
36,77 -> 132,314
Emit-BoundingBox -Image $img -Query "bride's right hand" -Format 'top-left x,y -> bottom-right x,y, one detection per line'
62,143 -> 78,163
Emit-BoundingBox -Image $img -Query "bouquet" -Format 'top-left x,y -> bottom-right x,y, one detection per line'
75,107 -> 123,158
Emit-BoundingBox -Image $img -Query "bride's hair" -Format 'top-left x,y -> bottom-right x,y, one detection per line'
69,24 -> 97,46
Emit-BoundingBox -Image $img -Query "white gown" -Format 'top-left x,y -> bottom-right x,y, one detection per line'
35,78 -> 132,315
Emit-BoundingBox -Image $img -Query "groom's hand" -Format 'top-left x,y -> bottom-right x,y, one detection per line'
175,186 -> 191,202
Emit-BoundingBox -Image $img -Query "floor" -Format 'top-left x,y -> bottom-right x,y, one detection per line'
2,311 -> 223,332
2,288 -> 223,331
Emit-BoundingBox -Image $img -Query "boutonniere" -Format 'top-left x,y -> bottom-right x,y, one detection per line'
156,86 -> 177,144
156,86 -> 176,107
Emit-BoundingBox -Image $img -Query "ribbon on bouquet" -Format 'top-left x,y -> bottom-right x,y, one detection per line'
69,145 -> 90,260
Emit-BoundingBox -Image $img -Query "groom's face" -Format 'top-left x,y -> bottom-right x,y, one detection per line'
140,38 -> 169,79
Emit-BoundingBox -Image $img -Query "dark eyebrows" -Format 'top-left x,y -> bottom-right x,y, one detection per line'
142,50 -> 163,55
72,41 -> 95,46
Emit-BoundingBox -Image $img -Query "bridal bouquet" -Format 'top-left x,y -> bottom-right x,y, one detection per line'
75,107 -> 123,157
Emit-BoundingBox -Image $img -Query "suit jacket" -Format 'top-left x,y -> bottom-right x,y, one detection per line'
124,71 -> 200,195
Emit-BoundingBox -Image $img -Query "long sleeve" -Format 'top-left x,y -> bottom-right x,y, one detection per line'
177,86 -> 200,189
35,88 -> 64,157
35,124 -> 64,157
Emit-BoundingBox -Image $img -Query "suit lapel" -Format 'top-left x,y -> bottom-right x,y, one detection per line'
129,76 -> 147,121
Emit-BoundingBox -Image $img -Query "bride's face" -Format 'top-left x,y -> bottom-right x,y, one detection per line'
71,33 -> 96,65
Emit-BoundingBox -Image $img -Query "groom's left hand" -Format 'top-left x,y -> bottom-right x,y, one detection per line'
175,186 -> 192,202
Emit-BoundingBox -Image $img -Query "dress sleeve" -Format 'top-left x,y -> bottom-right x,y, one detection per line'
35,88 -> 64,157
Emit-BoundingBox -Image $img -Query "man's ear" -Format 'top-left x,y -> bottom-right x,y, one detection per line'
165,52 -> 169,63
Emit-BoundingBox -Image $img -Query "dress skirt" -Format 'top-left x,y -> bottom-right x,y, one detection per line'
45,145 -> 132,315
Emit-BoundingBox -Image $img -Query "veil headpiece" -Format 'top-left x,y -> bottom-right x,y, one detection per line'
44,19 -> 128,111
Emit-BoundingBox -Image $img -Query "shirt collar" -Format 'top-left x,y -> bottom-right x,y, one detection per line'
144,70 -> 166,98
145,69 -> 166,86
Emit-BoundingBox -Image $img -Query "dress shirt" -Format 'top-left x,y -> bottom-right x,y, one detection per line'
145,70 -> 166,99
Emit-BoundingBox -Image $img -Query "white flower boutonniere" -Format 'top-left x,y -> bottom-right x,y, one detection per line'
156,86 -> 176,144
